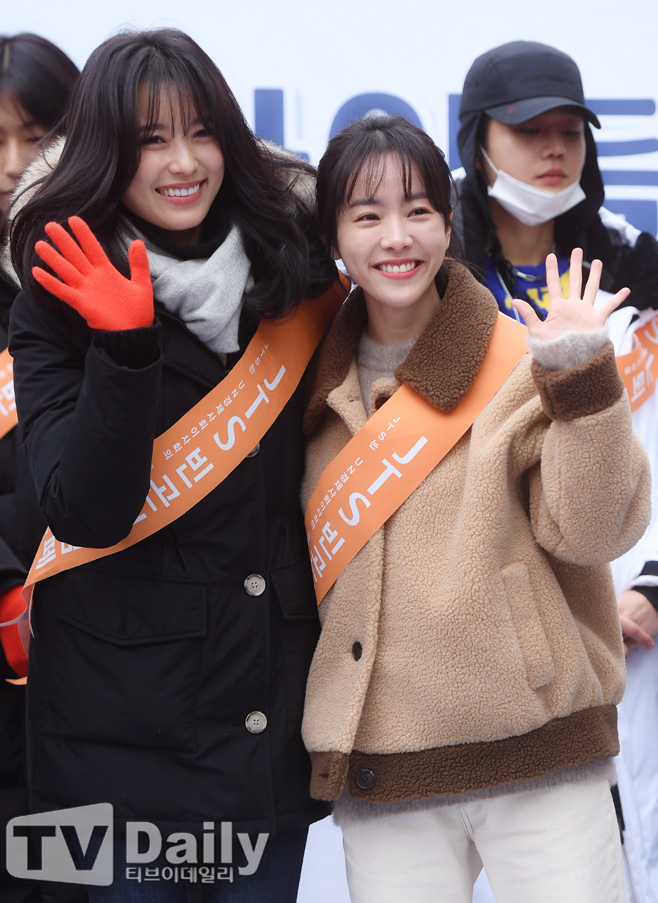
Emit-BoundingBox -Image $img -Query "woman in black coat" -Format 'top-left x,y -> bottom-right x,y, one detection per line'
9,28 -> 337,903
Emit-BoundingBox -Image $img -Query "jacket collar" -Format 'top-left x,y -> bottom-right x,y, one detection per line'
304,259 -> 499,437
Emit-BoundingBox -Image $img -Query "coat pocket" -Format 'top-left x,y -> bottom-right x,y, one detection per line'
501,562 -> 555,690
41,567 -> 207,751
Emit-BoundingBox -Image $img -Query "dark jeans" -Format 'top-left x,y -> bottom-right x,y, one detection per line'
85,827 -> 308,903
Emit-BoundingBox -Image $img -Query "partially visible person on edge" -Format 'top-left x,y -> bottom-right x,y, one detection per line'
7,27 -> 339,902
0,32 -> 82,903
299,113 -> 650,903
451,40 -> 658,903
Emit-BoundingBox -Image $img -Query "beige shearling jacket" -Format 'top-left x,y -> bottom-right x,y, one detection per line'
301,259 -> 651,803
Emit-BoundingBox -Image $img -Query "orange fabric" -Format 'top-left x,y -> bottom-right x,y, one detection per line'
0,585 -> 28,678
305,313 -> 529,604
616,311 -> 658,413
0,348 -> 18,440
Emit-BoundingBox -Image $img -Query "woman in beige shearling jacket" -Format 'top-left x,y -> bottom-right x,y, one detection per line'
301,115 -> 651,903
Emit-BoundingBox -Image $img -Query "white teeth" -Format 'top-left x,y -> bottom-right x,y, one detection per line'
159,183 -> 201,198
379,262 -> 416,273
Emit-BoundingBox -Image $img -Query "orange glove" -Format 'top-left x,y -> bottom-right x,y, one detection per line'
33,216 -> 154,331
0,585 -> 28,679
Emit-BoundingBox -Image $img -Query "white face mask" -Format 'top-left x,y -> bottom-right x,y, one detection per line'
480,146 -> 586,227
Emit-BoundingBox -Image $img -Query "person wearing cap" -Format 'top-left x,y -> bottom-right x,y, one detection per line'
453,40 -> 658,903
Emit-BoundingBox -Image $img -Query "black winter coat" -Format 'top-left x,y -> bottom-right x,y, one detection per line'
9,289 -> 329,836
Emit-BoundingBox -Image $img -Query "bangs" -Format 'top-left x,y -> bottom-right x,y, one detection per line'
0,88 -> 29,122
343,147 -> 417,209
1,72 -> 47,128
0,35 -> 78,133
138,66 -> 213,135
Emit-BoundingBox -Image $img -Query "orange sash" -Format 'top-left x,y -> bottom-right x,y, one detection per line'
0,349 -> 18,440
18,278 -> 347,620
616,311 -> 658,413
304,313 -> 529,604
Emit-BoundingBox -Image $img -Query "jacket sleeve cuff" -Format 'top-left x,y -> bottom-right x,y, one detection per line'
531,340 -> 624,422
631,584 -> 658,614
93,322 -> 161,370
528,328 -> 608,370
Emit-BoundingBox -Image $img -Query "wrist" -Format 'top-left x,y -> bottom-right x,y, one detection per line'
94,322 -> 161,370
528,327 -> 608,370
632,584 -> 658,614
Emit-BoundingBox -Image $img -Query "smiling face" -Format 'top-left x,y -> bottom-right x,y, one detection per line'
0,92 -> 47,217
335,152 -> 451,343
121,86 -> 225,245
481,109 -> 587,193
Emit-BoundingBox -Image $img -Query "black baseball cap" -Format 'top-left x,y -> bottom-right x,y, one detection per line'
459,41 -> 601,128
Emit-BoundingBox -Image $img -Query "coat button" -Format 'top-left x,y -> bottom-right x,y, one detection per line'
355,768 -> 376,790
246,442 -> 260,458
352,642 -> 362,661
245,711 -> 267,734
244,574 -> 266,596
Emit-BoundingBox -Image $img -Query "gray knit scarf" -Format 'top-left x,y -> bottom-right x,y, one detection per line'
124,221 -> 254,355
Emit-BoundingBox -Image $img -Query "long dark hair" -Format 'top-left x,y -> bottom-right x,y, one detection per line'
316,114 -> 454,293
11,28 -> 328,317
0,33 -> 78,236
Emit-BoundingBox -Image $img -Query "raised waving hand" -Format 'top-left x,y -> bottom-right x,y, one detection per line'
33,216 -> 154,331
511,248 -> 630,340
